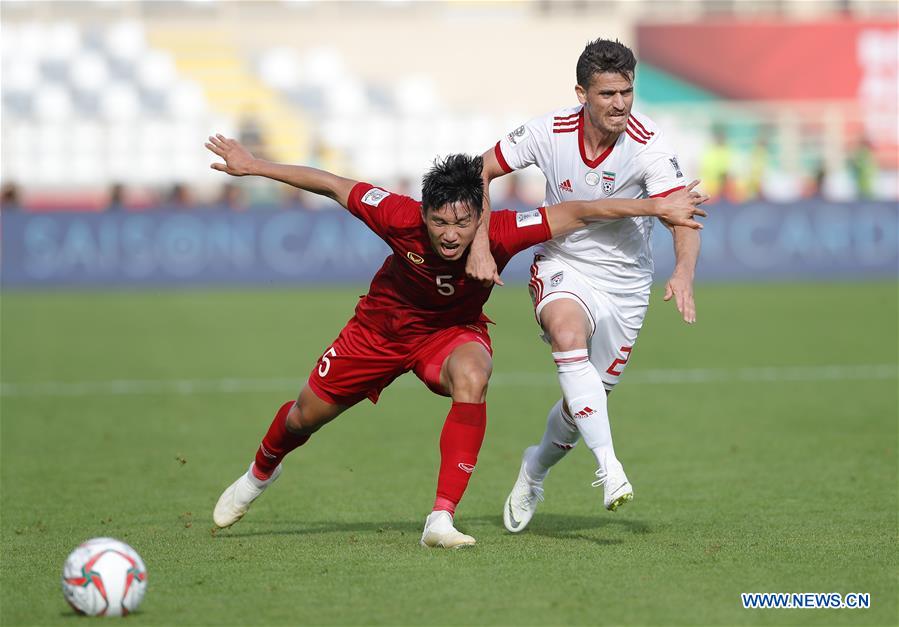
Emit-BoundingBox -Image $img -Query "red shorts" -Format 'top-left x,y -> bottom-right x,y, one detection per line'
306,317 -> 493,406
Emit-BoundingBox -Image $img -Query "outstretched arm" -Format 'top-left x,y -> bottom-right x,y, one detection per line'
465,147 -> 509,286
663,224 -> 701,324
546,180 -> 707,238
206,134 -> 358,209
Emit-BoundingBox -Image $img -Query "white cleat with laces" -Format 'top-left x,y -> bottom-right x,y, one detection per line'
420,510 -> 476,549
503,446 -> 545,533
592,458 -> 633,511
213,463 -> 282,529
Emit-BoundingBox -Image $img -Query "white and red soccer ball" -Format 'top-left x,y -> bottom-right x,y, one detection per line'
61,538 -> 148,616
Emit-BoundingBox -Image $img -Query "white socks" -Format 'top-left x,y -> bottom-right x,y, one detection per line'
526,399 -> 579,481
529,349 -> 618,478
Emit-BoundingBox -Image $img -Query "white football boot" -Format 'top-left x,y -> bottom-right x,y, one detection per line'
503,446 -> 545,533
213,463 -> 282,529
419,510 -> 476,549
592,455 -> 633,511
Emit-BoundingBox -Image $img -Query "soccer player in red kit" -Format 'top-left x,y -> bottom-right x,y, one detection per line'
205,134 -> 705,548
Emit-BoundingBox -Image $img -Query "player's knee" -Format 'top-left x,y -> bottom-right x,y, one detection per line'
546,326 -> 588,352
450,366 -> 490,402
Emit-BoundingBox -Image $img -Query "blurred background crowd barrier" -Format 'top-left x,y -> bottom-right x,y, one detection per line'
1,0 -> 897,285
1,200 -> 895,286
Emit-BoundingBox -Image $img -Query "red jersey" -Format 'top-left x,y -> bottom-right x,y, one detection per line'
346,182 -> 551,338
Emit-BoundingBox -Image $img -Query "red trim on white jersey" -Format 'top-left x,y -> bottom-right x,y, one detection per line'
553,112 -> 579,134
650,185 -> 686,198
577,109 -> 614,168
626,121 -> 651,141
494,141 -> 513,174
625,128 -> 648,145
628,115 -> 654,138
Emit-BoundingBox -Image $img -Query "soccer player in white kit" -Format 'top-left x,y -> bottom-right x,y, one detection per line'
465,38 -> 703,532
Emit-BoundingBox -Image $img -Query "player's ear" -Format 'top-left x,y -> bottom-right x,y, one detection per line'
575,83 -> 587,104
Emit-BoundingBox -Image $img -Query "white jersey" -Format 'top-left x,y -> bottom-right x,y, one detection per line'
495,106 -> 686,293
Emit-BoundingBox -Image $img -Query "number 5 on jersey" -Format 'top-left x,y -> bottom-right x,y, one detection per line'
318,347 -> 337,377
436,275 -> 455,297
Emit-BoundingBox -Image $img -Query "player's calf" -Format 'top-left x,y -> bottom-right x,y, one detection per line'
440,341 -> 492,403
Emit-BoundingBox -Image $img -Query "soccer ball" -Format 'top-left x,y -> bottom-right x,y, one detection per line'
61,537 -> 148,616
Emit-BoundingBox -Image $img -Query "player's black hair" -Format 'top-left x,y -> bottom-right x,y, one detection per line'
576,38 -> 637,87
420,153 -> 484,218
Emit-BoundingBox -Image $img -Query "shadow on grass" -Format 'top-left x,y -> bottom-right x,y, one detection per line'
469,512 -> 650,546
213,519 -> 421,539
213,512 -> 650,547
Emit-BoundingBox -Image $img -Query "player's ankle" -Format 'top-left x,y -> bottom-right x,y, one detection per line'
249,463 -> 272,484
432,497 -> 457,515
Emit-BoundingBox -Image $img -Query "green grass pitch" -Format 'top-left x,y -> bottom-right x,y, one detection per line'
1,282 -> 896,625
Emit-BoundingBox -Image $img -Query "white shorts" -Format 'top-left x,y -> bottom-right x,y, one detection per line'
528,255 -> 649,390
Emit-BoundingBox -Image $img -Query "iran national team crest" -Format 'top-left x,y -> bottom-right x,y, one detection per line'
550,271 -> 563,287
601,171 -> 616,196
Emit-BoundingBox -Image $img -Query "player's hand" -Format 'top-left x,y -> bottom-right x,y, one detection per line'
465,242 -> 504,287
663,272 -> 696,324
205,134 -> 257,176
655,180 -> 708,230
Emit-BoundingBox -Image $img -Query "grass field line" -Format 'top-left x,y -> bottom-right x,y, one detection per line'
1,364 -> 895,398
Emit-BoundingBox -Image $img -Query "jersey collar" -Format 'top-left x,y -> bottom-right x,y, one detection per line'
578,107 -> 616,169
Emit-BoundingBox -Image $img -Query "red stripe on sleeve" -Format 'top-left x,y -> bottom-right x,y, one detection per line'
625,129 -> 647,144
494,141 -> 513,174
626,118 -> 651,140
650,185 -> 685,198
629,115 -> 654,137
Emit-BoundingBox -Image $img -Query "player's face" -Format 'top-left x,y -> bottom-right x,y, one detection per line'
422,202 -> 479,261
576,71 -> 634,135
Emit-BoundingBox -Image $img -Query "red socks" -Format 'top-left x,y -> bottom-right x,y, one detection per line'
433,402 -> 487,514
250,399 -> 486,513
251,401 -> 310,481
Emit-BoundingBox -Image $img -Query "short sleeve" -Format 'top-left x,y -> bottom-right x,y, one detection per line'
494,116 -> 546,174
346,182 -> 419,238
640,131 -> 688,197
488,208 -> 552,268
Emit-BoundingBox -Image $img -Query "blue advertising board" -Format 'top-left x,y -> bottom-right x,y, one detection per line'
1,201 -> 896,288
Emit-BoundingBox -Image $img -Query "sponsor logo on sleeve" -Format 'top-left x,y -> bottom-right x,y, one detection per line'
508,125 -> 528,145
361,187 -> 390,206
516,209 -> 543,228
669,156 -> 684,178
